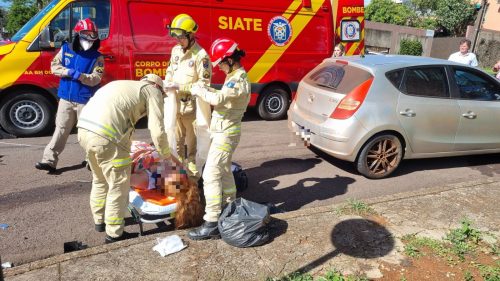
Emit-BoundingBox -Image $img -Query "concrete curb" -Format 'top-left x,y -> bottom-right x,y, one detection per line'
5,177 -> 499,277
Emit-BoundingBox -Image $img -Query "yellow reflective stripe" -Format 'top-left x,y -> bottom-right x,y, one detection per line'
223,186 -> 236,195
216,143 -> 232,152
213,111 -> 226,118
79,118 -> 119,141
205,195 -> 222,203
248,0 -> 325,82
345,16 -> 364,56
91,199 -> 105,206
112,157 -> 132,167
105,217 -> 124,225
226,126 -> 241,135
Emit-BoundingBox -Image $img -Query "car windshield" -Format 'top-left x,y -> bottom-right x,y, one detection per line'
10,0 -> 60,42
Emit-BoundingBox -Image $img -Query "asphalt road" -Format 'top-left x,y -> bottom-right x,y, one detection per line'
1,111 -> 499,265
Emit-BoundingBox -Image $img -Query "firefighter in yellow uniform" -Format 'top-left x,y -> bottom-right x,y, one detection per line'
77,74 -> 171,243
188,38 -> 250,240
164,13 -> 212,178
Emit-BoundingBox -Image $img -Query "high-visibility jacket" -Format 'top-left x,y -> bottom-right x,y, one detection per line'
197,67 -> 251,133
77,80 -> 170,156
164,42 -> 211,114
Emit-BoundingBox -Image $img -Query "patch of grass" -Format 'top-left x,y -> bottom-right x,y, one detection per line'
267,269 -> 369,281
477,261 -> 500,281
445,219 -> 482,261
266,272 -> 313,281
335,199 -> 375,216
463,270 -> 474,281
318,270 -> 368,281
402,234 -> 450,258
402,219 -> 487,263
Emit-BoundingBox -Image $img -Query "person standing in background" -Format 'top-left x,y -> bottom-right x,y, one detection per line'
333,43 -> 345,57
164,14 -> 212,179
35,18 -> 104,173
448,39 -> 478,67
493,60 -> 500,79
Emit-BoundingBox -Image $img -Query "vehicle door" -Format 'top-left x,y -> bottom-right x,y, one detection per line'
395,66 -> 460,154
450,66 -> 500,151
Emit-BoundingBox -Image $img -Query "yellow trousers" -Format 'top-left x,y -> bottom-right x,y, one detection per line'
202,132 -> 239,222
78,129 -> 131,238
176,112 -> 197,172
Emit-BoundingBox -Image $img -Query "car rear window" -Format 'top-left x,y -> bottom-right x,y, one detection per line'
305,62 -> 373,94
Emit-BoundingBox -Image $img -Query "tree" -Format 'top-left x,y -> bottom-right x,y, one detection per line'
4,0 -> 48,35
6,0 -> 36,35
0,7 -> 6,39
365,0 -> 415,26
435,0 -> 475,36
409,0 -> 439,16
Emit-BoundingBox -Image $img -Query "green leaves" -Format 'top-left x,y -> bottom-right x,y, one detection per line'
399,39 -> 423,56
435,0 -> 476,36
365,0 -> 415,26
366,0 -> 477,36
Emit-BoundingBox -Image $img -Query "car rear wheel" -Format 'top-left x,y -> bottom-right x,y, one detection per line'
0,90 -> 56,137
257,86 -> 290,120
356,134 -> 403,179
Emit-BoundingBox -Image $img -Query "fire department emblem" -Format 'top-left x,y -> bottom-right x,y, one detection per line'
267,16 -> 292,47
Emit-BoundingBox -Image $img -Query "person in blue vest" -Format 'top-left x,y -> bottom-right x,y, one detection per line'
35,18 -> 104,173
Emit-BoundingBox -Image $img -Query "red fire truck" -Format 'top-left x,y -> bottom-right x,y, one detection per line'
0,0 -> 364,137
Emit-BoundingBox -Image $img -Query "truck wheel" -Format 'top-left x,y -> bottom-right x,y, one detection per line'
257,86 -> 290,120
0,91 -> 55,137
356,134 -> 403,179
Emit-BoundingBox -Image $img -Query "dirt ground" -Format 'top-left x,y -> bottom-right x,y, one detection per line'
377,246 -> 499,280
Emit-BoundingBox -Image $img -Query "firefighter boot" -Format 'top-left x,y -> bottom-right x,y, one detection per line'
187,221 -> 220,240
105,231 -> 138,244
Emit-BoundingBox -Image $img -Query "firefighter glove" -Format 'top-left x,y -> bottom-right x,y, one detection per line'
72,70 -> 81,80
159,146 -> 171,158
190,84 -> 206,97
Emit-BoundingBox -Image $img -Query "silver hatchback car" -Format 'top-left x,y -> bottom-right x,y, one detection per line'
289,55 -> 500,179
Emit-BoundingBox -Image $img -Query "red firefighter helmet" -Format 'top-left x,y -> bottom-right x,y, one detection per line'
73,18 -> 98,41
210,37 -> 239,67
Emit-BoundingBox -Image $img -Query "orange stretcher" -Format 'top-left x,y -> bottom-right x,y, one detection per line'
128,188 -> 177,236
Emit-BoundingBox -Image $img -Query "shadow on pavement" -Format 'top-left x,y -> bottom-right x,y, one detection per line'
266,217 -> 288,244
51,162 -> 87,175
310,144 -> 500,179
293,218 -> 394,274
240,158 -> 354,212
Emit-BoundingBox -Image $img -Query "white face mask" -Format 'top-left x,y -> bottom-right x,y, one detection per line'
79,37 -> 94,51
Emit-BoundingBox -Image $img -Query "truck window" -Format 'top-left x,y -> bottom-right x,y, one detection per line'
11,0 -> 60,42
69,1 -> 110,40
46,0 -> 110,47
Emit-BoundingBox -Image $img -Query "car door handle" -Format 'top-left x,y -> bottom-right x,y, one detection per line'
399,109 -> 416,117
461,111 -> 477,119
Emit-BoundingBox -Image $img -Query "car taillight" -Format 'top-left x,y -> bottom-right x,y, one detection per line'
330,77 -> 373,120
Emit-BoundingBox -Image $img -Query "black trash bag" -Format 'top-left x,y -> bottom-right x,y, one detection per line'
231,162 -> 248,192
218,198 -> 271,247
